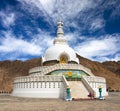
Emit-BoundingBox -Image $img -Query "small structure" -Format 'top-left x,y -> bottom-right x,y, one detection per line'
98,86 -> 104,99
12,20 -> 108,100
0,90 -> 10,96
66,86 -> 72,101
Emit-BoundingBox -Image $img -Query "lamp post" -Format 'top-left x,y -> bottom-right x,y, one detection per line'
66,86 -> 72,101
98,86 -> 103,99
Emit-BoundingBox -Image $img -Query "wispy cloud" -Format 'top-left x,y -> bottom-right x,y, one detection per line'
75,34 -> 120,62
17,0 -> 111,35
0,0 -> 119,62
0,30 -> 53,60
0,11 -> 15,27
20,0 -> 94,20
0,31 -> 42,55
90,18 -> 105,31
18,0 -> 96,28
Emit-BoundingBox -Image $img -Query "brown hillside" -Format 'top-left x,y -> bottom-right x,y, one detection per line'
0,56 -> 120,92
77,55 -> 120,90
0,58 -> 42,92
102,61 -> 120,76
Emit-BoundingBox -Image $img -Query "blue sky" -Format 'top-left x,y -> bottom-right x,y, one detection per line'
0,0 -> 120,62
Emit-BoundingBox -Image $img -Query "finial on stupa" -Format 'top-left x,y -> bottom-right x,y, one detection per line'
57,18 -> 64,37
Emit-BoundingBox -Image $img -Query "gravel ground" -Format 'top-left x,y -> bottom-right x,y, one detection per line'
0,92 -> 120,111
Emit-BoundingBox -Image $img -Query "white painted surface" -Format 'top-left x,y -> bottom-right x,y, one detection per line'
42,19 -> 79,64
12,81 -> 64,98
82,76 -> 108,98
12,75 -> 108,99
42,44 -> 79,64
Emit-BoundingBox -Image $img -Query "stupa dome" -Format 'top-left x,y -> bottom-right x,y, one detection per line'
42,20 -> 79,65
42,44 -> 79,64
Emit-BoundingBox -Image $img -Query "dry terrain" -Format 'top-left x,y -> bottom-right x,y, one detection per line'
0,92 -> 120,111
0,55 -> 120,92
102,61 -> 120,76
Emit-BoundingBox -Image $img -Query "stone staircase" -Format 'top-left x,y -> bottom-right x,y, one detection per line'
68,81 -> 90,99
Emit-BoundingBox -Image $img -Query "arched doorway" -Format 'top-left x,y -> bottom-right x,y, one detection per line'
59,53 -> 69,64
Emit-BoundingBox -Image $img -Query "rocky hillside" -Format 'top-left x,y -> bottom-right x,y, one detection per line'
0,55 -> 120,92
0,58 -> 42,92
102,61 -> 120,76
77,55 -> 120,91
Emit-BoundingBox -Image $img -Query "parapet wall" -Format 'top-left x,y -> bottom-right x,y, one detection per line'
29,64 -> 94,76
82,76 -> 108,97
12,76 -> 65,98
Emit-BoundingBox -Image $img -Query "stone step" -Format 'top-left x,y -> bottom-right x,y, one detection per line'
68,81 -> 90,99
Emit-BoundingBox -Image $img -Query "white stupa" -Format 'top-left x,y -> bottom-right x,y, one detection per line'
12,20 -> 108,100
42,19 -> 79,65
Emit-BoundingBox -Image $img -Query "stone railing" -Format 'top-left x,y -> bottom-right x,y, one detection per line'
13,75 -> 63,89
29,64 -> 94,76
0,90 -> 10,96
14,75 -> 63,83
83,76 -> 106,83
81,76 -> 106,98
29,66 -> 48,73
62,75 -> 69,99
81,76 -> 95,97
13,75 -> 70,99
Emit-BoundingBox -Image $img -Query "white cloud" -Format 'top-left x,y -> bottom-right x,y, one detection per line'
112,54 -> 120,61
31,32 -> 53,52
75,34 -> 120,62
19,0 -> 95,22
0,30 -> 54,60
65,33 -> 86,46
39,0 -> 93,19
0,31 -> 42,55
0,27 -> 119,62
18,0 -> 107,33
102,0 -> 120,20
0,0 -> 119,62
0,12 -> 15,27
90,18 -> 105,31
38,0 -> 56,15
94,54 -> 120,62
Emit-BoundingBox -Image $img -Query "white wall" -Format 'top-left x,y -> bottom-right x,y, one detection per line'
82,76 -> 108,98
12,81 -> 64,98
89,82 -> 108,97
